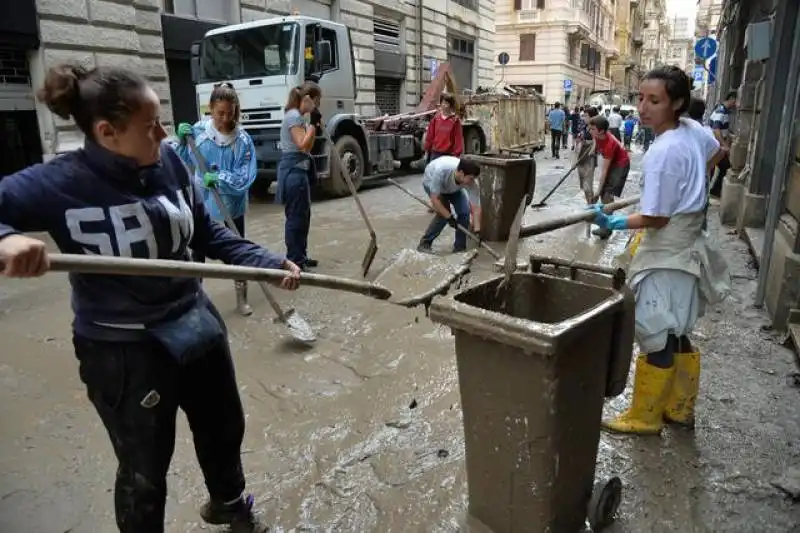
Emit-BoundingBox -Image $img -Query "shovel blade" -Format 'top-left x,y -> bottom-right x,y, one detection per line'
502,194 -> 529,282
277,308 -> 316,344
361,239 -> 379,278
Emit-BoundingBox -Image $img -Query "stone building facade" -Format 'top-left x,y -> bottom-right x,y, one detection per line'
494,0 -> 616,106
609,0 -> 646,102
1,0 -> 494,172
641,0 -> 669,71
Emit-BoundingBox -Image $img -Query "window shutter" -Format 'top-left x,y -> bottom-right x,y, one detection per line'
514,0 -> 522,10
519,34 -> 536,61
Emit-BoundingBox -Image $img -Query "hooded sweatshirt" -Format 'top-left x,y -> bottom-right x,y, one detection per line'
0,141 -> 285,342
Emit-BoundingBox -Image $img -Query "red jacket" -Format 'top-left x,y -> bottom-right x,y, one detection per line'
425,113 -> 464,156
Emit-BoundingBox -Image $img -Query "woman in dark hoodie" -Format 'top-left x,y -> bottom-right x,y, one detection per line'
0,64 -> 298,533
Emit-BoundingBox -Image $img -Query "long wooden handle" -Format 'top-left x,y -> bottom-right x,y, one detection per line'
519,196 -> 641,238
387,178 -> 502,260
41,254 -> 393,300
331,145 -> 376,237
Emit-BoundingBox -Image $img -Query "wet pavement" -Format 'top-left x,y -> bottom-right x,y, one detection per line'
2,148 -> 800,532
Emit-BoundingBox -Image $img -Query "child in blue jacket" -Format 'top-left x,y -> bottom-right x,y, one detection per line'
174,83 -> 258,316
0,64 -> 299,533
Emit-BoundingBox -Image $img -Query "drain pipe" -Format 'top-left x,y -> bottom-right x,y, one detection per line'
754,25 -> 800,308
417,0 -> 424,99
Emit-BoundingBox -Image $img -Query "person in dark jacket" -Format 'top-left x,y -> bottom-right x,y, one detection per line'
275,83 -> 322,271
0,64 -> 300,533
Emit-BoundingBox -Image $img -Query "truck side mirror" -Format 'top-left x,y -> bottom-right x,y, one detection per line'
190,41 -> 201,84
315,40 -> 332,70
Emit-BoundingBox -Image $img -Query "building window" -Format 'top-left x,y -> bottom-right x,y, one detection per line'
164,0 -> 238,24
519,34 -> 536,61
305,25 -> 339,73
450,37 -> 475,57
452,0 -> 478,11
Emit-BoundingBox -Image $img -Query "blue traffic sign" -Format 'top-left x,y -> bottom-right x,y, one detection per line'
693,66 -> 704,83
708,57 -> 717,84
563,79 -> 573,92
498,52 -> 510,65
694,37 -> 717,60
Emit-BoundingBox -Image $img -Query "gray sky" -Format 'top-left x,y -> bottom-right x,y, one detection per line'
667,0 -> 698,20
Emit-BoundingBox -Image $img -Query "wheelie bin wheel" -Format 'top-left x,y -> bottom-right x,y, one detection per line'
587,476 -> 622,531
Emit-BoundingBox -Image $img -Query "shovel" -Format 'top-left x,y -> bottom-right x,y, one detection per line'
531,142 -> 595,208
186,136 -> 316,344
502,194 -> 529,285
387,178 -> 502,261
330,142 -> 378,277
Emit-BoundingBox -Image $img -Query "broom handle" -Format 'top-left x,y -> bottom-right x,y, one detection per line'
28,254 -> 392,300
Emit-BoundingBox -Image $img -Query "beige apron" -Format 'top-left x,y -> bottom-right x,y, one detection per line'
615,212 -> 731,352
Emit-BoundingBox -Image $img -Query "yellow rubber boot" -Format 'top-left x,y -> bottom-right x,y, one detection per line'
602,355 -> 674,435
663,351 -> 700,428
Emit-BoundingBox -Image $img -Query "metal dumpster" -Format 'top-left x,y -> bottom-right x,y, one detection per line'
462,153 -> 536,242
429,260 -> 635,533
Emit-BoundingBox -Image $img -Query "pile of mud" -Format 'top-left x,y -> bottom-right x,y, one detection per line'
372,248 -> 478,306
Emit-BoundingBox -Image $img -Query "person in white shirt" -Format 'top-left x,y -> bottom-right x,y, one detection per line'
607,106 -> 623,141
417,156 -> 482,253
593,66 -> 731,436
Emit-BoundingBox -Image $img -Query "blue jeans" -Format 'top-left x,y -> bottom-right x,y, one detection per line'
280,166 -> 311,266
420,185 -> 471,251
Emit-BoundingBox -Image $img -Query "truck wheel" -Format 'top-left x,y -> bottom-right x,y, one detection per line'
321,135 -> 365,197
463,127 -> 483,154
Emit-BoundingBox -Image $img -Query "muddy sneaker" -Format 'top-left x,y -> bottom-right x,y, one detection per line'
200,494 -> 269,533
417,242 -> 433,253
304,258 -> 319,268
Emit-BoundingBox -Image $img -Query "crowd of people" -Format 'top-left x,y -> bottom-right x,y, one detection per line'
0,58 -> 733,532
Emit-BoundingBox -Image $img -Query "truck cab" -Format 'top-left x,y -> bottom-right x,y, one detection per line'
191,16 -> 366,193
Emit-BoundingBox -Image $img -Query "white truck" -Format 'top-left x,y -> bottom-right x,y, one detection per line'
190,15 -> 489,197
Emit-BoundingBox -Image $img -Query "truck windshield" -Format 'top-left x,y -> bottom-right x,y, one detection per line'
200,23 -> 299,82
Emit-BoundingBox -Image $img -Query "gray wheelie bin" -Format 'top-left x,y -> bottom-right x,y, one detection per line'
462,153 -> 536,242
429,256 -> 635,533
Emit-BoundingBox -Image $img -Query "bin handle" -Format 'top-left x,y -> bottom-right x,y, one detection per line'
529,255 -> 626,290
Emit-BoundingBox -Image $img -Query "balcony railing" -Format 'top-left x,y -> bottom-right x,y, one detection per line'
517,9 -> 540,23
516,7 -> 590,33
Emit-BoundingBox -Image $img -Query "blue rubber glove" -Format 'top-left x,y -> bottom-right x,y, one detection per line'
203,171 -> 219,188
176,122 -> 193,142
591,204 -> 629,230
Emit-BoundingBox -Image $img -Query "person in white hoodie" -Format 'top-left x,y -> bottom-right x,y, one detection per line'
593,66 -> 730,436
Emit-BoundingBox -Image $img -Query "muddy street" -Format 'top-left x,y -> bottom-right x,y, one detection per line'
1,151 -> 799,533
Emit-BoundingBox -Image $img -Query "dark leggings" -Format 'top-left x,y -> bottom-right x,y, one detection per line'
193,215 -> 245,263
647,334 -> 694,368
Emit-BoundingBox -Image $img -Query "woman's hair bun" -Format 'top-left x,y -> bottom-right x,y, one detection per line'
36,64 -> 90,120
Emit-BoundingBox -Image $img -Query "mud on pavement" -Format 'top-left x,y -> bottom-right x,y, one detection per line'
2,159 -> 800,532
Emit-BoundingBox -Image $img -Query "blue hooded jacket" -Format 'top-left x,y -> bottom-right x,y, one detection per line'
173,119 -> 257,221
0,140 -> 285,342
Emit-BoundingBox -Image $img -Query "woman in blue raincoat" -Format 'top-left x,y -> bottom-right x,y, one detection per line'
175,83 -> 258,316
276,82 -> 322,271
